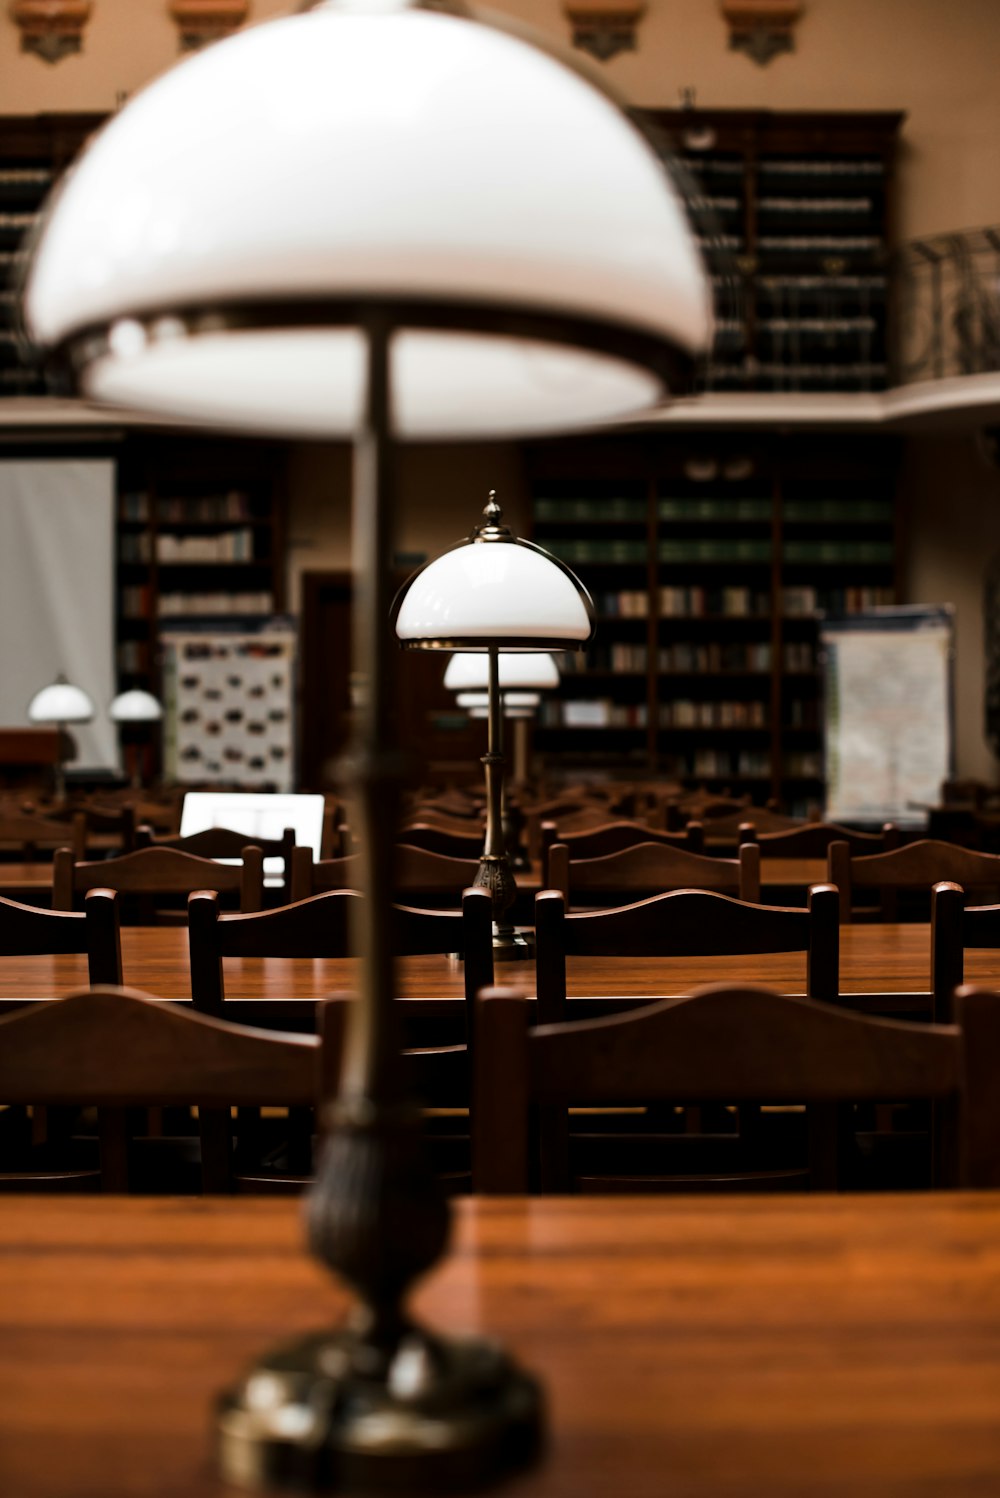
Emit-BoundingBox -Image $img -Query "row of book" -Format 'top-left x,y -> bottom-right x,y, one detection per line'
119,529 -> 259,563
660,701 -> 768,728
786,701 -> 820,728
783,585 -> 895,615
563,645 -> 648,673
119,491 -> 257,522
159,591 -> 274,617
784,751 -> 824,777
690,750 -> 772,777
534,496 -> 645,523
547,538 -> 647,564
783,499 -> 892,523
659,539 -> 772,562
539,701 -> 648,728
783,642 -> 816,670
758,160 -> 884,177
593,589 -> 649,617
658,642 -> 772,671
660,586 -> 770,617
658,498 -> 771,521
116,641 -> 153,673
784,539 -> 893,563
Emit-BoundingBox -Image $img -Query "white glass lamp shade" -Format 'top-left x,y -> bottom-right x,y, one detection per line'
27,678 -> 95,724
456,692 -> 540,711
445,654 -> 560,692
396,541 -> 592,651
109,689 -> 163,723
23,3 -> 711,440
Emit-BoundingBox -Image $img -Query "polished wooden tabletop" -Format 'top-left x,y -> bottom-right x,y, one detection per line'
4,1192 -> 1000,1498
0,921 -> 997,1016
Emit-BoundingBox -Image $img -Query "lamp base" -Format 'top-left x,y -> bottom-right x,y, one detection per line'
216,1323 -> 544,1493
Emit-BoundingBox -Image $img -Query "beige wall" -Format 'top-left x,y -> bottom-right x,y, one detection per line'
6,0 -> 1000,239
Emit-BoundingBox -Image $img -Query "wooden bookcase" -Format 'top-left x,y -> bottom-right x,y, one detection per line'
115,435 -> 287,695
529,433 -> 899,811
633,108 -> 904,393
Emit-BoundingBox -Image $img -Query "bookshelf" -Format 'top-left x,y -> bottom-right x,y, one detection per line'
0,114 -> 107,397
115,436 -> 287,692
530,434 -> 899,809
633,109 -> 904,393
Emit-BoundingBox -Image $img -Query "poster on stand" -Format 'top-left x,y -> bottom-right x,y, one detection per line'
162,622 -> 296,791
822,605 -> 953,828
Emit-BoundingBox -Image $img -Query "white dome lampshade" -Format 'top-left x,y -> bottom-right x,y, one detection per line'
27,675 -> 95,725
396,495 -> 592,652
446,654 -> 560,693
468,705 -> 534,720
22,3 -> 711,439
109,689 -> 163,723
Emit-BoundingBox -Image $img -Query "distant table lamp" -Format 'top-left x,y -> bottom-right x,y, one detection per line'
109,689 -> 163,789
22,0 -> 710,1488
395,497 -> 587,958
450,652 -> 558,792
26,674 -> 95,800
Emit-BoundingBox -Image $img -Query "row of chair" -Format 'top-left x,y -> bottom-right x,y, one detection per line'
3,969 -> 1000,1194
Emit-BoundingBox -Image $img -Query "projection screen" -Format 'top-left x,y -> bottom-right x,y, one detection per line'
0,459 -> 117,771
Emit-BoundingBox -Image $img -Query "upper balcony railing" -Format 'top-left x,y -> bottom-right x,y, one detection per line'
893,226 -> 1000,387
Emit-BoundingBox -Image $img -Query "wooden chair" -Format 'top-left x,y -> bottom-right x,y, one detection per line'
540,818 -> 704,885
535,882 -> 838,1021
829,839 -> 1000,923
290,845 -> 482,908
397,823 -> 484,859
52,845 -> 265,921
0,886 -> 121,987
740,820 -> 898,857
136,823 -> 295,901
473,980 -> 1000,1193
931,881 -> 1000,1023
189,884 -> 493,1022
703,806 -> 806,842
188,885 -> 494,1187
547,839 -> 761,910
531,883 -> 839,1191
0,985 -> 328,1193
0,810 -> 85,862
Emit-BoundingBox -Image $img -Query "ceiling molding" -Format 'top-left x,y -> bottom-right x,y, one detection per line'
9,0 -> 92,63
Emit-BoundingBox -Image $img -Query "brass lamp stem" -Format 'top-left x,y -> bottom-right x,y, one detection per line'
474,647 -> 530,959
217,316 -> 541,1491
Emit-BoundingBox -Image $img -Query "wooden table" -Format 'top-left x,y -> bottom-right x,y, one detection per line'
5,1192 -> 1000,1497
0,922 -> 997,1021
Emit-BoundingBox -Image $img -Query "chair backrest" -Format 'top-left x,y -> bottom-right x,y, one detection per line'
0,985 -> 327,1192
52,845 -> 265,916
534,882 -> 839,1020
931,881 -> 1000,1022
0,886 -> 121,985
473,980 -> 1000,1193
188,884 -> 494,1019
137,823 -> 295,899
829,838 -> 1000,923
397,823 -> 484,859
0,810 -> 85,861
704,807 -> 804,841
540,818 -> 704,884
288,847 -> 360,902
547,839 -> 760,909
745,821 -> 897,858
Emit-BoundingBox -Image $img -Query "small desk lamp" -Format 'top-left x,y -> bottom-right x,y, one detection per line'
22,1 -> 711,1487
26,674 -> 95,800
395,499 -> 588,958
109,688 -> 163,789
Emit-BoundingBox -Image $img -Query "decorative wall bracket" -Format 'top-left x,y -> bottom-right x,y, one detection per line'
168,0 -> 248,52
9,0 -> 92,63
720,0 -> 803,65
562,1 -> 645,63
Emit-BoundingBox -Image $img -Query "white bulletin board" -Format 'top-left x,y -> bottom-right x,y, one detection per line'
822,606 -> 953,828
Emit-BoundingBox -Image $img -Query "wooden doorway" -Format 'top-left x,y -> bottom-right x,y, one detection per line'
299,571 -> 486,792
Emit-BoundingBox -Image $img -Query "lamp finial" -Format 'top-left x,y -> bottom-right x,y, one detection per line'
472,489 -> 511,542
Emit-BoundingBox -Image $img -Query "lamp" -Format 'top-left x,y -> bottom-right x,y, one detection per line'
395,496 -> 589,959
456,692 -> 541,712
109,688 -> 163,789
26,674 -> 95,800
22,0 -> 711,1487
